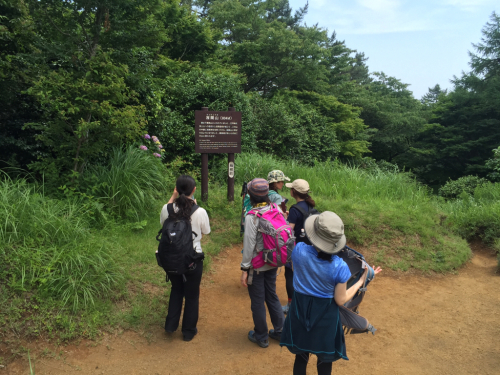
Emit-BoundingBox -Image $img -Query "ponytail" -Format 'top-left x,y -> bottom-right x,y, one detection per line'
292,189 -> 316,208
171,175 -> 196,219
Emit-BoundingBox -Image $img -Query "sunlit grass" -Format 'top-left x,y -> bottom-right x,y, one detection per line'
212,153 -> 471,272
5,152 -> 497,343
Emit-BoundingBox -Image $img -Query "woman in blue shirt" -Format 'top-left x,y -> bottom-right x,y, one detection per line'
280,211 -> 382,375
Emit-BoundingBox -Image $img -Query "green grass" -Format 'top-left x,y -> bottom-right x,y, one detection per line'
82,146 -> 170,220
442,183 -> 500,242
5,151 -> 498,346
441,182 -> 500,269
213,153 -> 472,272
0,178 -> 242,344
107,192 -> 242,332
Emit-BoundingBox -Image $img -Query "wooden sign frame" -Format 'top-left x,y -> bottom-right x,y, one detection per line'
195,107 -> 242,202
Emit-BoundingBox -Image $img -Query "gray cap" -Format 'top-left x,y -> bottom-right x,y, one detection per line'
304,211 -> 346,254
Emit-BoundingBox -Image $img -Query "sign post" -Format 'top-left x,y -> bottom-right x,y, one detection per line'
227,107 -> 236,201
195,107 -> 242,202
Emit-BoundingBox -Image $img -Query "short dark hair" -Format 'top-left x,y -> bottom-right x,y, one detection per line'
317,250 -> 333,262
249,191 -> 270,206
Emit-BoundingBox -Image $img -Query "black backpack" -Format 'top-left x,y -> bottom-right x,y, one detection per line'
289,203 -> 320,245
155,203 -> 204,280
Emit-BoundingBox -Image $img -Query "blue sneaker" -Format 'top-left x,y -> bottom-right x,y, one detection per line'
248,331 -> 269,348
269,329 -> 281,341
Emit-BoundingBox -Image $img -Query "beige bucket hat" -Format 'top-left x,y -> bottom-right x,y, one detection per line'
304,211 -> 346,254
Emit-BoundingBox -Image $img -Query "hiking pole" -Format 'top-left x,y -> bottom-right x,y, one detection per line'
240,181 -> 247,237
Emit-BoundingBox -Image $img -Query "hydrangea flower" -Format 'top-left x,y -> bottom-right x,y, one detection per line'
158,144 -> 163,149
152,136 -> 159,142
160,149 -> 165,153
153,153 -> 161,158
139,145 -> 148,151
144,134 -> 151,140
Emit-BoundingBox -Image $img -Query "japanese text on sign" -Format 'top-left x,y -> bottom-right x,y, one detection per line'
195,110 -> 242,153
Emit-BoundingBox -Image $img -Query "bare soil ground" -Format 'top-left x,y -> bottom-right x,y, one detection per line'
3,243 -> 500,375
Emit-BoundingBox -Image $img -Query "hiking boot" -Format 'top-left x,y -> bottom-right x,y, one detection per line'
282,302 -> 291,315
183,328 -> 198,342
248,330 -> 269,348
269,329 -> 281,341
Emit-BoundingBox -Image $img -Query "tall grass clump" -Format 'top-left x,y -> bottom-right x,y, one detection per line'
0,176 -> 123,312
443,183 -> 500,243
0,177 -> 89,246
82,146 -> 169,219
212,153 -> 471,272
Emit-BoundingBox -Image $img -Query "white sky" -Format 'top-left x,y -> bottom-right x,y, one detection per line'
288,0 -> 497,98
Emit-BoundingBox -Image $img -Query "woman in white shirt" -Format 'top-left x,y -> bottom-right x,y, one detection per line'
160,175 -> 210,341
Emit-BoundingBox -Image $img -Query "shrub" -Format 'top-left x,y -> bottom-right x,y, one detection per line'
485,146 -> 500,181
439,175 -> 488,199
82,146 -> 170,219
443,183 -> 500,243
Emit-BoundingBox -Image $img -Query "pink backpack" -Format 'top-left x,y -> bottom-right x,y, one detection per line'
247,204 -> 296,268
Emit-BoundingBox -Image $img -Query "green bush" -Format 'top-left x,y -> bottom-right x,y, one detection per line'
485,146 -> 500,182
82,146 -> 170,219
439,175 -> 488,199
443,182 -> 500,243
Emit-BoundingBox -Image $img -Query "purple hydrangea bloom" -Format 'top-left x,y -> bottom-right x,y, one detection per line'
153,153 -> 161,158
144,134 -> 151,140
152,136 -> 159,142
139,145 -> 148,151
158,145 -> 163,149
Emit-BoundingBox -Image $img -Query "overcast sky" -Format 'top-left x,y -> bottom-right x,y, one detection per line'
288,0 -> 497,98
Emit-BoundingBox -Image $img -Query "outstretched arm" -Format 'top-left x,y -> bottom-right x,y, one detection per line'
334,266 -> 382,306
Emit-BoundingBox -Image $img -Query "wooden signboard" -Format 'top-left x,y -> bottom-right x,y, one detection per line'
195,110 -> 242,153
195,107 -> 242,202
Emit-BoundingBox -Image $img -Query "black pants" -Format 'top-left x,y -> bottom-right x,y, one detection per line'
164,262 -> 203,339
294,353 -> 332,375
285,266 -> 294,300
247,268 -> 284,341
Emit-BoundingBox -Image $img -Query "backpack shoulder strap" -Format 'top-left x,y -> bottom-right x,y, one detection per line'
190,204 -> 199,239
290,203 -> 309,218
190,204 -> 199,216
166,203 -> 175,217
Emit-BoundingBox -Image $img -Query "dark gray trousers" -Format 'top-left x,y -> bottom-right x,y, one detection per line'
247,268 -> 284,341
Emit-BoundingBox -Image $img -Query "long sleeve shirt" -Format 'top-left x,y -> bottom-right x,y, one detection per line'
241,204 -> 275,272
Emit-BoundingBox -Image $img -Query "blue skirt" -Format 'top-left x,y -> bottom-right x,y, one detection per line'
280,291 -> 348,363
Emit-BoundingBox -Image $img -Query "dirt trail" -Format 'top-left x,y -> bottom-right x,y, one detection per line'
4,244 -> 500,375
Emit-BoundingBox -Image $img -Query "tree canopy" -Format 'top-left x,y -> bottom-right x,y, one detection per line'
1,1 -> 498,189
